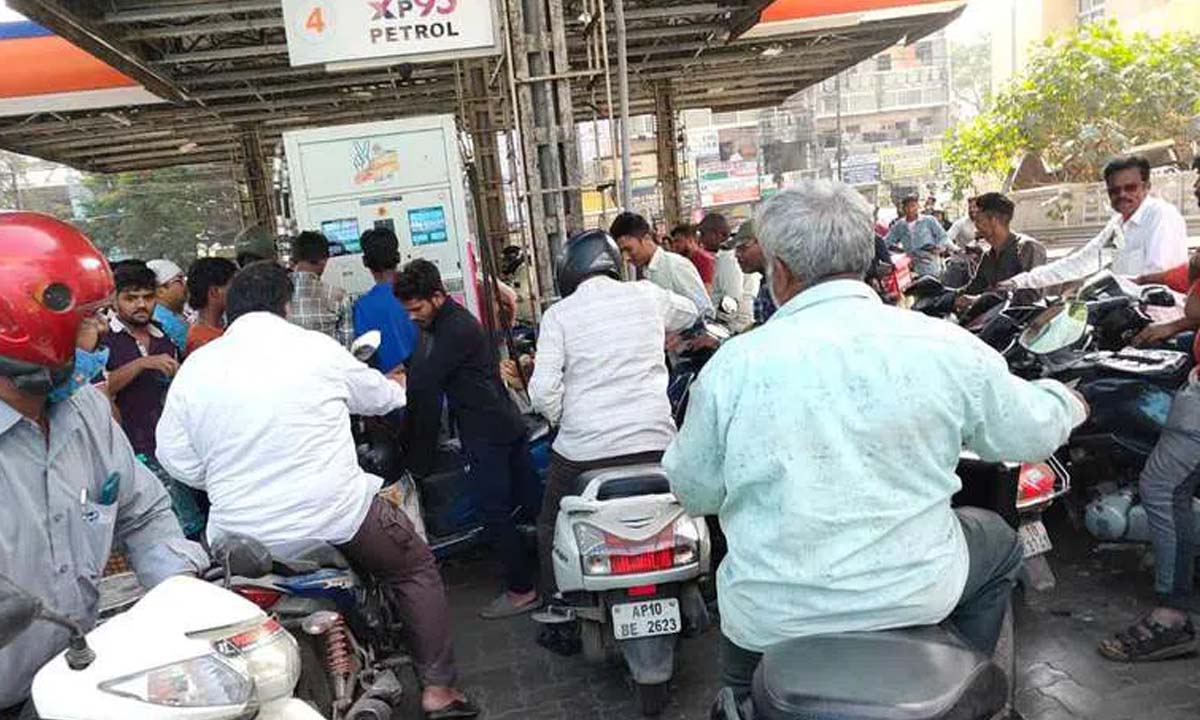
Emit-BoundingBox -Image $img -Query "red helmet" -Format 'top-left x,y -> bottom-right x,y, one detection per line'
0,212 -> 114,369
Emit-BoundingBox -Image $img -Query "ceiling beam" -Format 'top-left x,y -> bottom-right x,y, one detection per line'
124,16 -> 282,40
155,44 -> 289,64
102,0 -> 280,24
8,0 -> 190,103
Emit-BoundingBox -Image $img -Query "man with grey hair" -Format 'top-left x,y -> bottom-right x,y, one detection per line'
664,180 -> 1089,699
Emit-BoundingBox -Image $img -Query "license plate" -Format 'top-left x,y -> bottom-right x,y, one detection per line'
1018,520 -> 1053,558
610,598 -> 681,640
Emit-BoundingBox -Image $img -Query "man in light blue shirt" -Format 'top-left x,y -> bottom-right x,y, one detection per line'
884,194 -> 952,278
664,181 -> 1088,698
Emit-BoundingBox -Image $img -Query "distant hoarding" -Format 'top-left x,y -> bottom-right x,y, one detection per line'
282,0 -> 501,67
697,157 -> 760,207
841,154 -> 880,185
879,141 -> 942,181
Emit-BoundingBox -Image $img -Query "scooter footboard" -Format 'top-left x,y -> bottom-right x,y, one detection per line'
617,634 -> 676,685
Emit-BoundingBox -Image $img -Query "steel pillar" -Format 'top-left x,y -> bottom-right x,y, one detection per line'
236,127 -> 274,230
505,0 -> 584,304
654,81 -> 682,228
457,58 -> 511,255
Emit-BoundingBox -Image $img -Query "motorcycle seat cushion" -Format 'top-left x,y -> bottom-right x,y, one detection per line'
266,539 -> 352,576
752,626 -> 1007,720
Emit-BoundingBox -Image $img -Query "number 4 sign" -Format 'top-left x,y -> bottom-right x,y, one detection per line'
282,0 -> 500,67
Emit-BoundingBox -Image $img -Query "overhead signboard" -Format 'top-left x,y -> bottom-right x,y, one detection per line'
0,15 -> 163,117
744,0 -> 965,40
282,0 -> 501,68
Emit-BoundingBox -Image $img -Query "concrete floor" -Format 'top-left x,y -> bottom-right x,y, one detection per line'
442,506 -> 1200,720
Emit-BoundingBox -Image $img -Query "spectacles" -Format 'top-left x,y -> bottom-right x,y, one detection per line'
1106,182 -> 1143,197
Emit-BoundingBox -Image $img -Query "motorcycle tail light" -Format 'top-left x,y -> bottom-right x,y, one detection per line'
233,586 -> 283,610
192,617 -> 301,704
574,517 -> 701,576
1017,462 -> 1057,509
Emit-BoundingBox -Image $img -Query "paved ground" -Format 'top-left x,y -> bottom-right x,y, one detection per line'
441,505 -> 1200,720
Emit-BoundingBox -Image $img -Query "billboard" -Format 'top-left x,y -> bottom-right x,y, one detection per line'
879,142 -> 942,181
282,0 -> 501,67
697,157 -> 760,207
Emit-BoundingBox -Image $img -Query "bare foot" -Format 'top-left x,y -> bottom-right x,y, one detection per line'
509,589 -> 537,607
1149,606 -> 1189,628
422,685 -> 467,712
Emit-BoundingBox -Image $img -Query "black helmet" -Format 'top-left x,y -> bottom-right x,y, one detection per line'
556,229 -> 622,297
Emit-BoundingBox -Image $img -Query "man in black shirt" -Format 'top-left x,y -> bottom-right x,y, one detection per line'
956,192 -> 1047,312
396,260 -> 540,619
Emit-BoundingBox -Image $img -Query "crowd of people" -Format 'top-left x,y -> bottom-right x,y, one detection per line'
2,150 -> 1199,719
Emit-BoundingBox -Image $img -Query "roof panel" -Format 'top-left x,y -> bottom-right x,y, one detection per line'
0,0 -> 964,172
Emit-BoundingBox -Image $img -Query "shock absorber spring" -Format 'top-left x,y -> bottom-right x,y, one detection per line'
322,614 -> 354,678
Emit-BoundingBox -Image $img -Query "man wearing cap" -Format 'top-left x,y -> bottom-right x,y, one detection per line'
147,259 -> 191,353
731,220 -> 777,326
716,223 -> 761,332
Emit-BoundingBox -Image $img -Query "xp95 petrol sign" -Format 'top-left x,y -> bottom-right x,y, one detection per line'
282,0 -> 501,67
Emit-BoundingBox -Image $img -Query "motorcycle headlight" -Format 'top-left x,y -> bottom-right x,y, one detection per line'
100,655 -> 254,708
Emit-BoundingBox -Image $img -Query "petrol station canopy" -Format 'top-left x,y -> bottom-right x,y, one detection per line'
0,0 -> 964,173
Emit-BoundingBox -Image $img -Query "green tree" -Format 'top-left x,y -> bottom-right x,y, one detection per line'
78,164 -> 243,265
950,35 -> 991,119
944,22 -> 1200,193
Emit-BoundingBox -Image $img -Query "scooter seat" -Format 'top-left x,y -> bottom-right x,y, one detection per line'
573,464 -> 670,498
266,540 -> 352,577
752,626 -> 1007,720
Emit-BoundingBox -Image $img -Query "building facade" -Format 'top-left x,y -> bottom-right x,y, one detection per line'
991,0 -> 1200,90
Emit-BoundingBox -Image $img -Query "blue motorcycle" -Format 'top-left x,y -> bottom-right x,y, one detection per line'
209,534 -> 421,720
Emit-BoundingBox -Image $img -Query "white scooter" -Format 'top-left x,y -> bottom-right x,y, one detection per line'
0,574 -> 322,720
540,464 -> 711,717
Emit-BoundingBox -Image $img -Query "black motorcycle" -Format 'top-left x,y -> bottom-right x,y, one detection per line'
1012,275 -> 1194,545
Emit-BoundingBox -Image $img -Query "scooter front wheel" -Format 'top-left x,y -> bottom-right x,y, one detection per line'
636,681 -> 670,717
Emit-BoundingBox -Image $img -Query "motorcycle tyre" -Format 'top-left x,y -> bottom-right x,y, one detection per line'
990,598 -> 1016,720
394,660 -> 424,720
581,619 -> 607,664
637,682 -> 670,717
295,634 -> 335,717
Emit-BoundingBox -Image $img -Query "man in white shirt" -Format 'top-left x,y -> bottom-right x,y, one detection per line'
611,211 -> 714,318
1004,155 -> 1188,290
947,195 -> 980,249
527,230 -> 699,598
717,223 -> 762,332
155,262 -> 477,719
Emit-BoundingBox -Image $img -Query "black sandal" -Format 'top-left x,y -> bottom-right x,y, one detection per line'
1098,616 -> 1197,662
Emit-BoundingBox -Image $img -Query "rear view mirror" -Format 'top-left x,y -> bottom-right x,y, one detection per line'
1140,285 -> 1177,308
212,535 -> 273,579
0,574 -> 41,650
1020,302 -> 1088,356
351,330 -> 382,362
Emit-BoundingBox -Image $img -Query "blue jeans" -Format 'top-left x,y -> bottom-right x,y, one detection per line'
460,433 -> 540,594
1139,379 -> 1200,611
